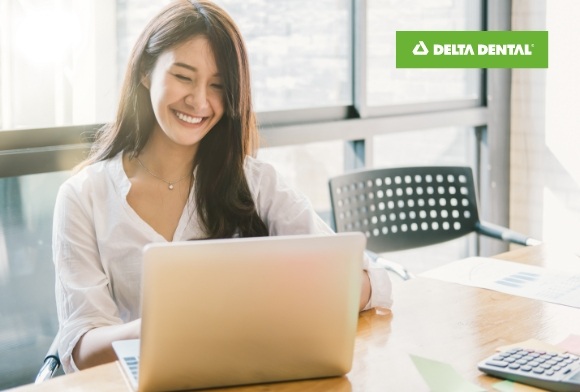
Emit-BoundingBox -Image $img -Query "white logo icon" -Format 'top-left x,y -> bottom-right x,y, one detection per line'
413,41 -> 429,55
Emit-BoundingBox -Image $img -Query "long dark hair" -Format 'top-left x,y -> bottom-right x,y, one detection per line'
82,0 -> 268,238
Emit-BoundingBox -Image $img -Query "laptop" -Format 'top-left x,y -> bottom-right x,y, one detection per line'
112,232 -> 366,392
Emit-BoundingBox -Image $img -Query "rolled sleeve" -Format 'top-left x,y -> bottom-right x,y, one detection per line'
363,267 -> 393,310
361,252 -> 393,310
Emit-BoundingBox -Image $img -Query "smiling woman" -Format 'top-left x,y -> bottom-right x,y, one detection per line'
0,1 -> 358,386
51,0 -> 391,375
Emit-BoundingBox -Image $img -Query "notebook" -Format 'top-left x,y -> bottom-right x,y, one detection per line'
112,232 -> 366,392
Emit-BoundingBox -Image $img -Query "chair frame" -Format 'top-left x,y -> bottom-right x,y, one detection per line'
35,333 -> 61,383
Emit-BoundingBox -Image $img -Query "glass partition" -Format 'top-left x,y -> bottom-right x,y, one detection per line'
0,171 -> 69,388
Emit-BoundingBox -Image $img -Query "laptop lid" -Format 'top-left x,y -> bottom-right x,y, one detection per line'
135,232 -> 365,392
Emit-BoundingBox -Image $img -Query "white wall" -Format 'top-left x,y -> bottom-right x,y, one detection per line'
511,0 -> 580,250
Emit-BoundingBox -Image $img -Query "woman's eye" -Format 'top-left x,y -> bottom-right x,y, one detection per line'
174,74 -> 191,81
211,83 -> 224,90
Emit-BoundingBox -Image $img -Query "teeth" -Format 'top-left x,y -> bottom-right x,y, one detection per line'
176,111 -> 203,124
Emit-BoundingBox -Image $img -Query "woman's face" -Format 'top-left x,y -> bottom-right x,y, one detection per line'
144,35 -> 225,149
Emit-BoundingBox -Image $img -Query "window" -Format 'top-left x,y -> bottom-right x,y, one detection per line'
0,0 -> 352,131
372,127 -> 476,168
257,140 -> 344,223
366,0 -> 482,108
216,0 -> 351,111
0,0 -> 119,130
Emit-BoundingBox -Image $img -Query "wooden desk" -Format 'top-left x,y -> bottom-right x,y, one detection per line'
10,244 -> 580,391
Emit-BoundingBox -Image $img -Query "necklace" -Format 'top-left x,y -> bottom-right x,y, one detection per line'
136,156 -> 191,190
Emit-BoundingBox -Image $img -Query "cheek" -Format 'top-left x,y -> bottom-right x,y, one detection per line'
149,88 -> 163,109
148,80 -> 167,110
150,76 -> 180,106
210,94 -> 225,117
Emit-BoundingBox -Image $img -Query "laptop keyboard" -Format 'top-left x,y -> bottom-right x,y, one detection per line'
123,356 -> 139,380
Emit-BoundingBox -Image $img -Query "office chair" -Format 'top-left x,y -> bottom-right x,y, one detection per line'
329,166 -> 541,280
35,333 -> 61,383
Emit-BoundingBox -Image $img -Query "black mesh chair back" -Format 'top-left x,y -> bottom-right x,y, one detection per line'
329,166 -> 482,253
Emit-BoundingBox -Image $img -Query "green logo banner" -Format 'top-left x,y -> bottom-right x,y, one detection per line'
396,31 -> 548,68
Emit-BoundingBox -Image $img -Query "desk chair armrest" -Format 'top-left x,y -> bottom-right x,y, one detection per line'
476,221 -> 542,246
365,251 -> 415,281
35,334 -> 61,384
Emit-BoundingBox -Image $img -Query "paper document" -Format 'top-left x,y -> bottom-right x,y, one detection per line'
421,257 -> 580,308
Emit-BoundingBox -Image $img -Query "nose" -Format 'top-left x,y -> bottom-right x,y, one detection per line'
184,85 -> 208,110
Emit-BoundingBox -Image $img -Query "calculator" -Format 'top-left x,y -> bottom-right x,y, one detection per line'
478,348 -> 580,392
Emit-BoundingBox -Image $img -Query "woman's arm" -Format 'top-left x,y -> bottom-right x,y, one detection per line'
73,319 -> 141,370
54,179 -> 129,372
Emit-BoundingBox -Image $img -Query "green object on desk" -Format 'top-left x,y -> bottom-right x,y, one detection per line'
493,381 -> 517,392
410,354 -> 486,392
493,380 -> 547,391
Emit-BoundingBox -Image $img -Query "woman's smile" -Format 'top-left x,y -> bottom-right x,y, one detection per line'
174,110 -> 205,125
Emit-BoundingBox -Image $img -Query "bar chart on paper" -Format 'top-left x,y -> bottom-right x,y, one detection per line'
495,271 -> 540,288
421,257 -> 580,308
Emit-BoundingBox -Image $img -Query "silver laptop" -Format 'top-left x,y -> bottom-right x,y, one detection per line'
112,232 -> 366,392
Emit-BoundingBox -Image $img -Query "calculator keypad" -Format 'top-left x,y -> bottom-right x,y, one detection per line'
485,348 -> 580,380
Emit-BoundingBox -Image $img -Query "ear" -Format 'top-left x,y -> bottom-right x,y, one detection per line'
141,73 -> 151,90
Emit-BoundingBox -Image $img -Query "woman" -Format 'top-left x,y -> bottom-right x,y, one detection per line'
53,0 -> 392,373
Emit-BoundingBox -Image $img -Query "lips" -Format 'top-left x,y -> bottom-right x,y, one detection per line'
174,110 -> 205,124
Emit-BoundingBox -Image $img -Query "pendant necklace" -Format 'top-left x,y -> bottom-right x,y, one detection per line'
136,156 -> 191,190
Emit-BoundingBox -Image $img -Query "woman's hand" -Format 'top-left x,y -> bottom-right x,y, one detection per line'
72,318 -> 141,370
359,270 -> 371,311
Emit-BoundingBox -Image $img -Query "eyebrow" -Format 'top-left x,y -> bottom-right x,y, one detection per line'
173,62 -> 221,77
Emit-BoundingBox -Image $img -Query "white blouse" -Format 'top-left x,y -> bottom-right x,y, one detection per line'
53,152 -> 393,373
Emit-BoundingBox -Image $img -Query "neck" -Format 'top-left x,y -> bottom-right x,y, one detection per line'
137,132 -> 197,179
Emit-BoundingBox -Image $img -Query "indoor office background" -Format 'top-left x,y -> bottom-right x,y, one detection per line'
0,0 -> 578,389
